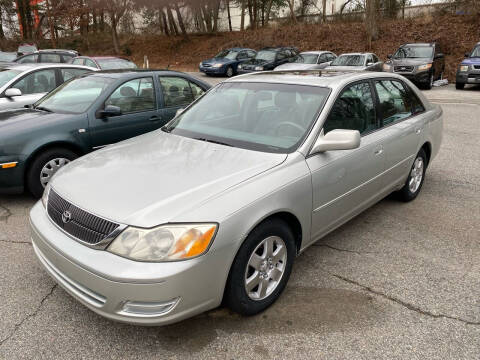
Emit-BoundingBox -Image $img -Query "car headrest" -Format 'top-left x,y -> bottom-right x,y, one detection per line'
120,86 -> 136,97
274,92 -> 296,109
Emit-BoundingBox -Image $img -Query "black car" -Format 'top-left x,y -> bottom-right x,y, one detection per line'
0,70 -> 210,197
383,43 -> 445,90
237,47 -> 299,74
14,50 -> 79,65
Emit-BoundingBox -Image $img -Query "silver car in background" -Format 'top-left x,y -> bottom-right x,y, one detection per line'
0,64 -> 96,111
274,51 -> 337,71
30,70 -> 442,325
325,52 -> 383,72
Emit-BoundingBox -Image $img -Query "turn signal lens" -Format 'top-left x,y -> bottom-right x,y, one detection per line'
1,162 -> 17,169
417,63 -> 432,71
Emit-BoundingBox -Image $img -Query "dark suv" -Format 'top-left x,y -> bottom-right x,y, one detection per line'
237,47 -> 299,74
383,43 -> 445,89
455,42 -> 480,90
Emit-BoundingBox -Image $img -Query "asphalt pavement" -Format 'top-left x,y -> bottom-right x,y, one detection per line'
0,76 -> 479,359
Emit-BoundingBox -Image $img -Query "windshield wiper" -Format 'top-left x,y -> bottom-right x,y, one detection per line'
195,137 -> 233,147
35,106 -> 53,113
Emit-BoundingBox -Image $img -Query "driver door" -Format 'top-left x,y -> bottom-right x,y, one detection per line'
88,76 -> 159,149
306,81 -> 387,243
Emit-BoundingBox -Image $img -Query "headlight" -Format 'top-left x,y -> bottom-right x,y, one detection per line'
255,66 -> 264,71
459,65 -> 469,72
238,64 -> 243,70
108,223 -> 217,262
212,63 -> 223,68
41,183 -> 51,208
382,63 -> 391,71
417,63 -> 432,71
199,62 -> 202,67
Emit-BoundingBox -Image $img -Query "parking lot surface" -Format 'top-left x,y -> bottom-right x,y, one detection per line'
0,76 -> 479,359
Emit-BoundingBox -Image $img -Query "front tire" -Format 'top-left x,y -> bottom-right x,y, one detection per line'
397,148 -> 427,202
424,72 -> 434,90
224,219 -> 296,316
225,66 -> 234,78
26,148 -> 78,198
456,82 -> 465,90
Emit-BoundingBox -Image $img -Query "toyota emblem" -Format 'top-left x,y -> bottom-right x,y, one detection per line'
62,210 -> 72,224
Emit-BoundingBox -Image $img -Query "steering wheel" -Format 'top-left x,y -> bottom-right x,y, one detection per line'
275,121 -> 305,136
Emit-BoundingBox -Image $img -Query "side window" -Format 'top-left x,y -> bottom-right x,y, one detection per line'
406,86 -> 425,114
72,58 -> 84,65
277,51 -> 287,61
375,80 -> 413,126
318,54 -> 327,63
85,59 -> 97,68
16,54 -> 37,64
40,53 -> 62,63
372,54 -> 379,63
366,55 -> 374,64
237,51 -> 248,60
323,82 -> 377,135
11,69 -> 56,94
105,77 -> 155,113
327,53 -> 336,61
62,54 -> 74,63
159,76 -> 197,107
248,51 -> 256,58
61,68 -> 90,82
189,82 -> 205,100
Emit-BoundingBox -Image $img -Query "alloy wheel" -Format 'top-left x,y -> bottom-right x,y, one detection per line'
408,157 -> 424,194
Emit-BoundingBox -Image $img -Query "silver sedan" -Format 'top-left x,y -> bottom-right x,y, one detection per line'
0,64 -> 96,111
29,71 -> 443,325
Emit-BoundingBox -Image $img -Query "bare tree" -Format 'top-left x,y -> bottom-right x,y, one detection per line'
103,0 -> 132,54
365,0 -> 378,49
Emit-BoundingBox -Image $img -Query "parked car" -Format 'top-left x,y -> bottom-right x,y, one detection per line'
274,51 -> 337,71
199,48 -> 256,77
29,70 -> 442,325
17,43 -> 38,56
0,70 -> 209,197
0,51 -> 18,63
70,56 -> 137,70
455,42 -> 480,90
324,53 -> 383,72
0,64 -> 96,111
237,47 -> 299,74
14,50 -> 79,65
383,43 -> 445,90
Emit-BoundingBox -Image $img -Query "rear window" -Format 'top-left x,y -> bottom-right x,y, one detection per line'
97,58 -> 137,70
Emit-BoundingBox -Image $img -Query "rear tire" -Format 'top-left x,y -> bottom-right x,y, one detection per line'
226,66 -> 234,78
455,82 -> 465,90
224,219 -> 296,316
26,148 -> 78,198
397,148 -> 427,202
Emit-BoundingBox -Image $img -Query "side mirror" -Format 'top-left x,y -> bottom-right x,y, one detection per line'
464,52 -> 470,58
310,129 -> 361,154
366,62 -> 374,66
175,108 -> 185,117
5,88 -> 22,98
434,53 -> 444,59
387,54 -> 393,59
99,105 -> 122,118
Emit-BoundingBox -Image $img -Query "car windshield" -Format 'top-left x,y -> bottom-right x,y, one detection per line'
0,69 -> 21,87
295,54 -> 319,64
255,50 -> 276,62
394,46 -> 433,59
34,76 -> 114,114
0,53 -> 17,62
330,55 -> 365,66
471,46 -> 480,57
18,45 -> 36,53
97,58 -> 137,70
163,82 -> 330,153
216,50 -> 239,60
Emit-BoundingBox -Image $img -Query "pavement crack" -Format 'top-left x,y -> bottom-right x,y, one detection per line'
0,239 -> 31,245
0,284 -> 58,347
313,243 -> 369,255
332,273 -> 480,326
0,204 -> 12,222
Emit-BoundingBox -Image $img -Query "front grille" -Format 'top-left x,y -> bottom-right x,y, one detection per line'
473,65 -> 480,70
468,74 -> 480,79
202,63 -> 212,68
394,65 -> 414,72
47,189 -> 120,245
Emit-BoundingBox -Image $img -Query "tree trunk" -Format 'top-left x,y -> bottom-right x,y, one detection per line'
160,8 -> 170,35
240,0 -> 246,30
174,3 -> 187,36
0,7 -> 4,40
213,0 -> 220,32
365,0 -> 378,49
247,0 -> 254,29
226,0 -> 232,31
201,5 -> 212,32
166,5 -> 179,35
111,14 -> 120,54
322,0 -> 327,22
45,0 -> 56,47
287,0 -> 296,23
265,0 -> 274,25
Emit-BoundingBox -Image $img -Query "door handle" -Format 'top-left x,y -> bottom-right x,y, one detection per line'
149,116 -> 161,122
374,145 -> 384,156
415,128 -> 422,134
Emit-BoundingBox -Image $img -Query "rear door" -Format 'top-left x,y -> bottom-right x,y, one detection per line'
39,53 -> 62,63
307,80 -> 386,241
373,78 -> 424,190
88,76 -> 160,148
158,76 -> 206,122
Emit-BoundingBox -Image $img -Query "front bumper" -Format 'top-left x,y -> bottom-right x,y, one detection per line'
199,66 -> 225,75
0,159 -> 24,194
456,70 -> 480,84
393,70 -> 431,84
30,202 -> 230,325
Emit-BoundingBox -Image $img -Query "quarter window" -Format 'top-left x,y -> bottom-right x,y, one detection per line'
375,80 -> 413,125
85,59 -> 97,68
105,77 -> 155,113
323,82 -> 377,135
72,58 -> 85,65
12,69 -> 56,94
159,76 -> 203,107
61,68 -> 91,82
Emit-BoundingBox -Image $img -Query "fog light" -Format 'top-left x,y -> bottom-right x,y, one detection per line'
118,298 -> 180,317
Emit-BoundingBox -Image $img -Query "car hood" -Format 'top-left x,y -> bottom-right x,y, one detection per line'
202,57 -> 233,65
461,57 -> 480,65
0,108 -> 61,130
51,131 -> 288,227
388,58 -> 432,66
274,63 -> 318,71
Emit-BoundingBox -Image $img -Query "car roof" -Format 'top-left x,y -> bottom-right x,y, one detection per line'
85,69 -> 202,79
227,47 -> 255,51
338,53 -> 371,56
1,63 -> 97,72
401,43 -> 434,47
300,51 -> 329,55
224,70 -> 404,90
